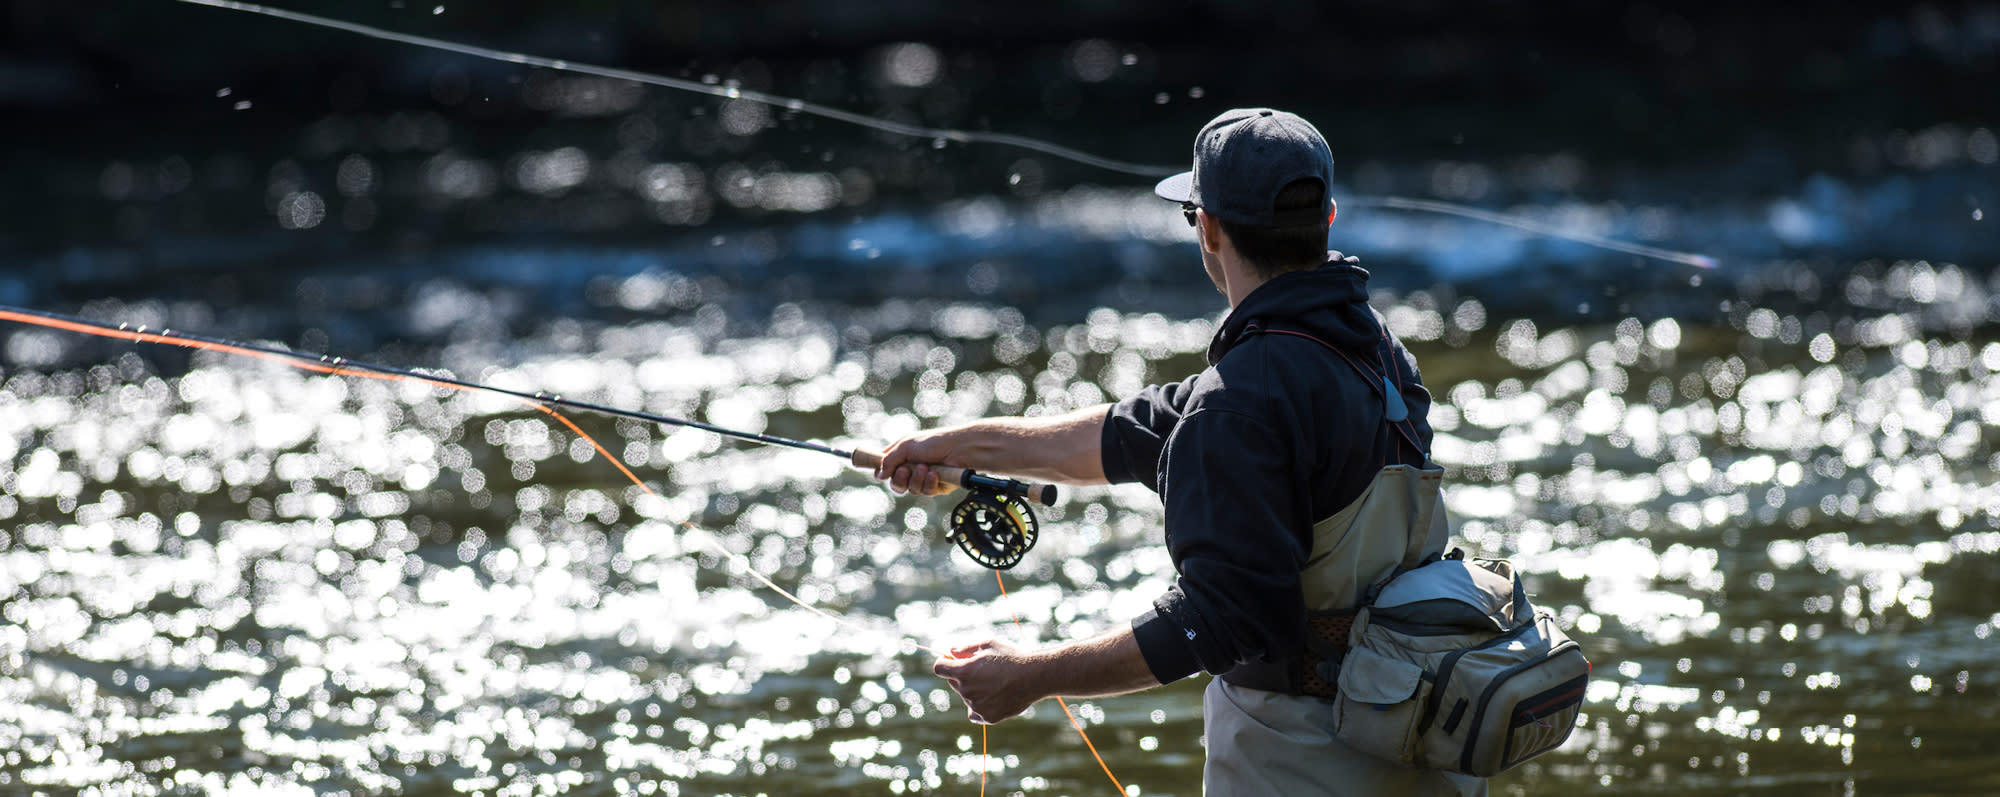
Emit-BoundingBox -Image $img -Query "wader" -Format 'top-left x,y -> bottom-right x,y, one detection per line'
1202,465 -> 1486,796
1202,326 -> 1486,796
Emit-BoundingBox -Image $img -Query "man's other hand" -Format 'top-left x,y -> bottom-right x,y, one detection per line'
933,639 -> 1046,724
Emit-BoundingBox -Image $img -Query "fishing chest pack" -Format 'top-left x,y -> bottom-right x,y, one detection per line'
1253,322 -> 1592,777
1324,549 -> 1590,777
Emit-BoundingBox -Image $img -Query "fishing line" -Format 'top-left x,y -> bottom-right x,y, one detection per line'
544,403 -> 944,656
1344,196 -> 1720,269
174,0 -> 1171,177
993,571 -> 1126,795
0,304 -> 1054,516
0,303 -> 945,657
0,306 -> 1057,568
173,0 -> 1719,269
3,302 -> 1132,792
62,5 -> 1710,787
2,302 -> 1119,789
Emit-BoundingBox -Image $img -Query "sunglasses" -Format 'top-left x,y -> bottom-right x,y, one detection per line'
1181,202 -> 1199,227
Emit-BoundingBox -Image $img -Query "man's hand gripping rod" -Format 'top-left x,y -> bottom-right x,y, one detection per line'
847,449 -> 1059,507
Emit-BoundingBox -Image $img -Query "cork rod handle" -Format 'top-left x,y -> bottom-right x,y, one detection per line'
849,448 -> 1059,507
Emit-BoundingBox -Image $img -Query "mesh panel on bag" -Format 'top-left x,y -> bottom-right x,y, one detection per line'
1300,613 -> 1355,698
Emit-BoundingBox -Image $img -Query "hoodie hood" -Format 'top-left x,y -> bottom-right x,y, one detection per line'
1207,252 -> 1381,365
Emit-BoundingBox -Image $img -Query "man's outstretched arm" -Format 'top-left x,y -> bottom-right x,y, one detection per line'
933,626 -> 1160,724
876,403 -> 1111,493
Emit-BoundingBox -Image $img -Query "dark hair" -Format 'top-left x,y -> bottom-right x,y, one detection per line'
1217,179 -> 1329,278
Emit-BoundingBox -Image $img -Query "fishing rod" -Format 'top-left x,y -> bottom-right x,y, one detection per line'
1,302 -> 1130,792
0,303 -> 1050,569
0,301 -> 1115,784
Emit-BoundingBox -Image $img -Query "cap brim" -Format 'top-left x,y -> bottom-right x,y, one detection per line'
1152,171 -> 1194,203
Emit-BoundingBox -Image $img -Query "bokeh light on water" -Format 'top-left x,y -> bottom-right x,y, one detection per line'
4,252 -> 1999,793
5,3 -> 2000,793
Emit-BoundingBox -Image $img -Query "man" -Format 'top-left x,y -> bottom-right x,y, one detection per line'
877,108 -> 1483,795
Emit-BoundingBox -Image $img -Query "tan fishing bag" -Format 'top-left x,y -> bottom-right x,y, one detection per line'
1331,552 -> 1590,776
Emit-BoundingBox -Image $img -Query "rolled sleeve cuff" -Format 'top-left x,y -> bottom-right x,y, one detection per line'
1098,403 -> 1138,485
1131,606 -> 1202,685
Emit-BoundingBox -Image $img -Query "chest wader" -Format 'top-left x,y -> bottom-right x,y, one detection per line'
1259,327 -> 1590,778
1297,462 -> 1450,696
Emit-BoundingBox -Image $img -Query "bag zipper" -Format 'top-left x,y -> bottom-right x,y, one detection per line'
1511,674 -> 1589,726
1458,635 -> 1583,773
1415,619 -> 1542,737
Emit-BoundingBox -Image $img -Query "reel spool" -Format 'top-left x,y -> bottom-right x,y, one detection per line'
947,489 -> 1039,570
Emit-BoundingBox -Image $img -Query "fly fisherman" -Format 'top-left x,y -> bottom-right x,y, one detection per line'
877,108 -> 1484,795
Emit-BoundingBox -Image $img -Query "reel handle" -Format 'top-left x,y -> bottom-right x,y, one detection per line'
850,449 -> 1059,507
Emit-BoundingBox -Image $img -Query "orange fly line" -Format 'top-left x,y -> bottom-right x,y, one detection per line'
0,305 -> 1129,793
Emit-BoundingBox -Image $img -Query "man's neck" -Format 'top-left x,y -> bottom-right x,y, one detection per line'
1223,265 -> 1267,309
1224,261 -> 1324,308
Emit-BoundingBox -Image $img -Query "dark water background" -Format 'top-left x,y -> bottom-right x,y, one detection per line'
2,2 -> 1998,794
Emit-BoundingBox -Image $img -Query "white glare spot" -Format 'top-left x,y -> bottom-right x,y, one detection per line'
336,154 -> 376,197
719,99 -> 770,136
276,191 -> 325,229
1647,318 -> 1682,350
5,330 -> 64,366
1452,299 -> 1487,331
880,43 -> 942,87
752,172 -> 842,212
1068,40 -> 1119,82
424,155 -> 497,199
515,147 -> 591,195
1969,128 -> 1998,163
639,163 -> 704,202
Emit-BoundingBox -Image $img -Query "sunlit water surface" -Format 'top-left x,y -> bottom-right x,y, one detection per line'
3,253 -> 1999,796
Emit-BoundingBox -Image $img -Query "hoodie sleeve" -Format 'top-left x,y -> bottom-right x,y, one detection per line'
1099,374 -> 1202,491
1129,407 -> 1310,683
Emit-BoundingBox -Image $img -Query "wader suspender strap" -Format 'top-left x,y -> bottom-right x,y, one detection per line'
1242,323 -> 1428,463
1232,322 -> 1439,697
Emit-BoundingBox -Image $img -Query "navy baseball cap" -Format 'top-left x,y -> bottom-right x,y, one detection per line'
1153,108 -> 1335,227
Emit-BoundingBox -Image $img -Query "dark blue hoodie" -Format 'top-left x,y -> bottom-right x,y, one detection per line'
1101,255 -> 1436,687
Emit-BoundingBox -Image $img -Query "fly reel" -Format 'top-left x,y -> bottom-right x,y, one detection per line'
946,489 -> 1039,570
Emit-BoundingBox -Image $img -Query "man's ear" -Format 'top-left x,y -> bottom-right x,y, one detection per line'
1327,197 -> 1338,224
1198,211 -> 1225,254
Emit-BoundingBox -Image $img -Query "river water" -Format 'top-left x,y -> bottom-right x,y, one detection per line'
2,46 -> 1999,793
3,209 -> 1997,794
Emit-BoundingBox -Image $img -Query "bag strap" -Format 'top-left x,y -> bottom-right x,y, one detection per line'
1511,570 -> 1531,625
1246,321 -> 1443,572
1241,322 -> 1429,462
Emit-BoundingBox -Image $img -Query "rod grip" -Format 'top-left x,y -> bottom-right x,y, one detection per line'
850,449 -> 1059,507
